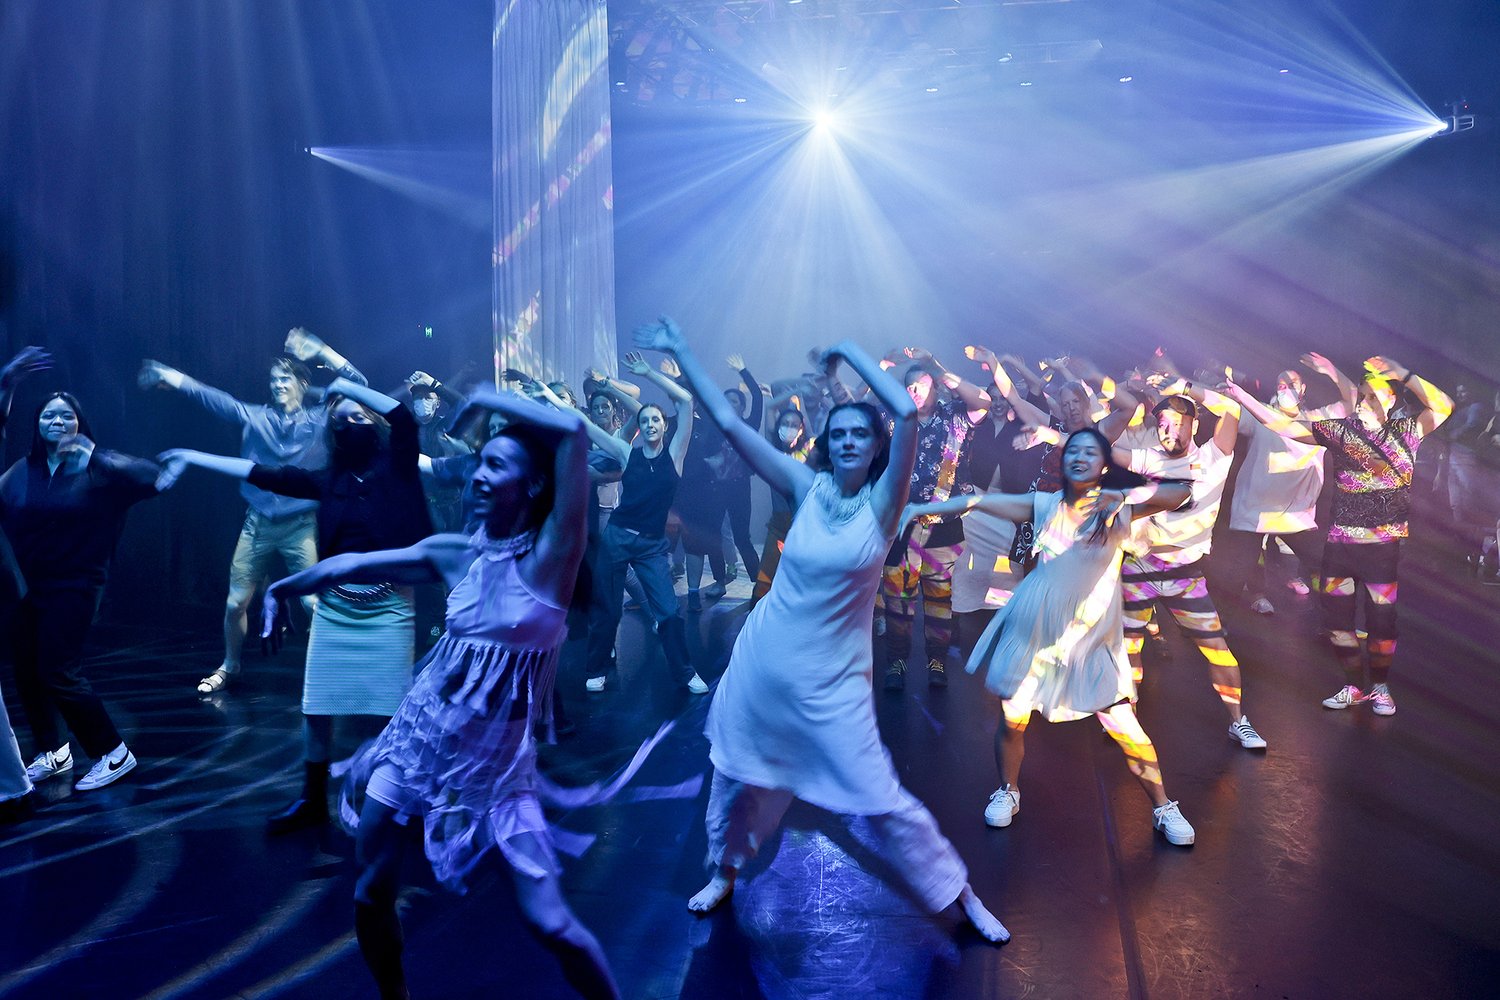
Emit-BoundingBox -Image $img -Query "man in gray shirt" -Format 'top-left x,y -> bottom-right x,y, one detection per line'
139,328 -> 366,693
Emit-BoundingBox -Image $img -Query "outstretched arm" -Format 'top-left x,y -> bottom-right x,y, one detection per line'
284,327 -> 368,385
323,377 -> 401,417
0,347 -> 52,432
529,380 -> 632,466
907,346 -> 991,418
904,491 -> 1034,526
1223,378 -> 1315,442
154,449 -> 256,490
636,320 -> 814,501
139,359 -> 252,425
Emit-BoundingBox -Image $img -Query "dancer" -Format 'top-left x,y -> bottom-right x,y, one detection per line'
259,389 -> 617,999
881,347 -> 993,691
567,353 -> 705,695
1220,369 -> 1340,613
710,355 -> 766,596
1116,382 -> 1268,750
1248,354 -> 1452,715
3,387 -> 166,791
909,428 -> 1196,844
0,347 -> 52,818
138,327 -> 368,694
158,378 -> 431,831
647,321 -> 1006,944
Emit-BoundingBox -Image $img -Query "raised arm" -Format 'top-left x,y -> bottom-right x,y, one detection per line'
1097,379 -> 1142,443
967,346 -> 1050,428
0,347 -> 52,431
728,354 -> 765,431
533,378 -> 631,466
1302,352 -> 1358,414
834,341 -> 917,533
623,349 -> 694,472
906,346 -> 991,419
284,327 -> 368,385
637,320 -> 814,501
1162,378 -> 1240,454
1366,356 -> 1454,435
1223,378 -> 1316,442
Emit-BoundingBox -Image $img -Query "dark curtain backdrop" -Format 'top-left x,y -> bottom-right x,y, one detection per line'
0,2 -> 494,622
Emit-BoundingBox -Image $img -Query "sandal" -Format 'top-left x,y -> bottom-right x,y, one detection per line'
196,668 -> 233,695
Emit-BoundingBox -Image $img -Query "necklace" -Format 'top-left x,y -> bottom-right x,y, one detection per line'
811,471 -> 871,525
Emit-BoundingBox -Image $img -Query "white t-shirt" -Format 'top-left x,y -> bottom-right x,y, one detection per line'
1126,438 -> 1233,564
1228,415 -> 1324,533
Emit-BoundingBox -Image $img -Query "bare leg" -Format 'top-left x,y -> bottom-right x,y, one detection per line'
688,868 -> 736,913
1097,703 -> 1168,807
353,798 -> 411,1000
508,833 -> 621,1000
993,715 -> 1025,790
222,594 -> 252,673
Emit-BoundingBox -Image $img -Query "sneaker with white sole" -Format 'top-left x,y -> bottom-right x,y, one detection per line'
686,673 -> 709,695
25,744 -> 73,784
585,675 -> 607,693
1228,715 -> 1268,749
1287,577 -> 1311,596
1368,683 -> 1396,716
1249,597 -> 1275,615
1152,800 -> 1195,846
984,785 -> 1020,828
74,744 -> 136,791
1321,685 -> 1365,710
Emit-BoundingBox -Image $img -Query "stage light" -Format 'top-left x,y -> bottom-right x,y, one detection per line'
734,97 -> 747,104
811,109 -> 838,132
925,87 -> 938,93
1020,81 -> 1033,87
997,53 -> 1013,63
1119,76 -> 1134,83
1278,68 -> 1290,74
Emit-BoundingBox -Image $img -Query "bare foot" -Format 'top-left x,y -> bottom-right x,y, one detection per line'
687,872 -> 735,913
958,884 -> 1009,944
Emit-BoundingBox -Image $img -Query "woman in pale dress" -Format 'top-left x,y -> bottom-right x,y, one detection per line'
259,390 -> 618,999
904,427 -> 1197,846
636,318 -> 1007,945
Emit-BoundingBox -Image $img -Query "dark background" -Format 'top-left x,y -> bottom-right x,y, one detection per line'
2,0 -> 1496,620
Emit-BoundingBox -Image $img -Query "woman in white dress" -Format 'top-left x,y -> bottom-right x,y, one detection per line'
635,318 -> 1007,945
904,427 -> 1197,846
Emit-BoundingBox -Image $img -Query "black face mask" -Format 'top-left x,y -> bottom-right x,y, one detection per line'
333,423 -> 380,464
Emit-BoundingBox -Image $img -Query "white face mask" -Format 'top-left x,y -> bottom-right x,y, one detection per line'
778,426 -> 801,446
1275,389 -> 1299,411
413,397 -> 439,420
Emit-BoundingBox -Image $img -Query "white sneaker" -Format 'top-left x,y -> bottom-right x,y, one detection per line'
1249,597 -> 1275,615
585,675 -> 607,693
686,673 -> 709,695
75,744 -> 136,791
1152,800 -> 1195,846
1228,715 -> 1268,749
25,743 -> 73,783
1321,685 -> 1365,710
984,785 -> 1020,828
1368,683 -> 1396,716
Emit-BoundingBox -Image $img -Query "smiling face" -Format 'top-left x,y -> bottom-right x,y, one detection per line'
1062,432 -> 1106,489
269,363 -> 307,411
469,435 -> 534,526
38,398 -> 78,446
637,405 -> 666,447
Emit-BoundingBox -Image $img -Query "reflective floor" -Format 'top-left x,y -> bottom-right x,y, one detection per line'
3,537 -> 1499,999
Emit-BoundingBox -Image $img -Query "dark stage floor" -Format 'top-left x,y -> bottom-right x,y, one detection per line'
4,538 -> 1500,1000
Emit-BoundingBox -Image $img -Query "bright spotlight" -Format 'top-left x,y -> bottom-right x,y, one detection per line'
811,109 -> 838,133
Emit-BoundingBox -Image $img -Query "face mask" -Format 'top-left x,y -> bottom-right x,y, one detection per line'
333,423 -> 380,462
1275,389 -> 1299,411
413,397 -> 438,420
779,426 -> 801,446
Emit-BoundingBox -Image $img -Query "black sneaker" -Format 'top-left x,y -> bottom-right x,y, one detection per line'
884,659 -> 907,692
927,659 -> 948,688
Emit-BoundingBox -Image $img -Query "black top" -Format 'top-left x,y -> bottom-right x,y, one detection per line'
968,408 -> 1046,495
0,450 -> 161,591
609,447 -> 679,537
248,402 -> 433,558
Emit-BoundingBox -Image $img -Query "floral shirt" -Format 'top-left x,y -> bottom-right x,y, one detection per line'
1311,416 -> 1425,543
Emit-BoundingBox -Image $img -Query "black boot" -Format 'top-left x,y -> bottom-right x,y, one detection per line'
267,760 -> 329,834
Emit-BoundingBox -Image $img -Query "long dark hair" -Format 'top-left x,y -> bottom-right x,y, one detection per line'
30,392 -> 94,462
1059,427 -> 1143,501
491,424 -> 557,534
808,402 -> 890,484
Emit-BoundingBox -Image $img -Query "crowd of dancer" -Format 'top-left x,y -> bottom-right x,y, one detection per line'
0,319 -> 1462,996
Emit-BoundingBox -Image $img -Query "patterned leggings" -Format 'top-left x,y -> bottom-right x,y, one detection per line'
881,523 -> 960,668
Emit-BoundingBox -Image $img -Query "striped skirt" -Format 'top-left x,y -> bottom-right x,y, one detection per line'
303,585 -> 415,716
